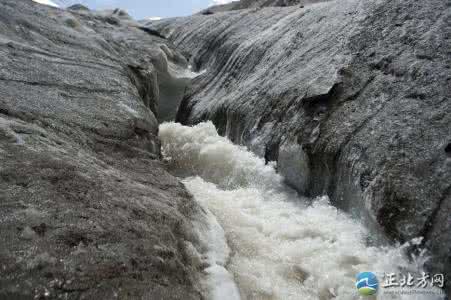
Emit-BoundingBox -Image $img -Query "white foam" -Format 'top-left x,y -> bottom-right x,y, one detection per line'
160,121 -> 285,190
169,64 -> 207,80
184,68 -> 207,79
159,121 -> 444,300
193,206 -> 241,300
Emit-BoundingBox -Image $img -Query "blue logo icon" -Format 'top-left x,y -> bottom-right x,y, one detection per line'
356,272 -> 379,296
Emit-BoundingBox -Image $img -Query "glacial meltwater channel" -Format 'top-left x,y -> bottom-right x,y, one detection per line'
159,122 -> 444,300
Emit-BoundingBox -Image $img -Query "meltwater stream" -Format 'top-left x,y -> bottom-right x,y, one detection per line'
159,122 -> 443,300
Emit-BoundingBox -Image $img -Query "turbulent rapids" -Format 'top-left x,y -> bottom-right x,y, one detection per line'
159,122 -> 442,300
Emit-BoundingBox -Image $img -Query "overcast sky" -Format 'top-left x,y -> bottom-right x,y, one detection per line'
47,0 -> 236,19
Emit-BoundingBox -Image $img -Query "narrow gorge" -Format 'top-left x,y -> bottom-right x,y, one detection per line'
0,0 -> 449,299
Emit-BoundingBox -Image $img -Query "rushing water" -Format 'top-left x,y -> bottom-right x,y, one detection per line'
159,121 -> 444,300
